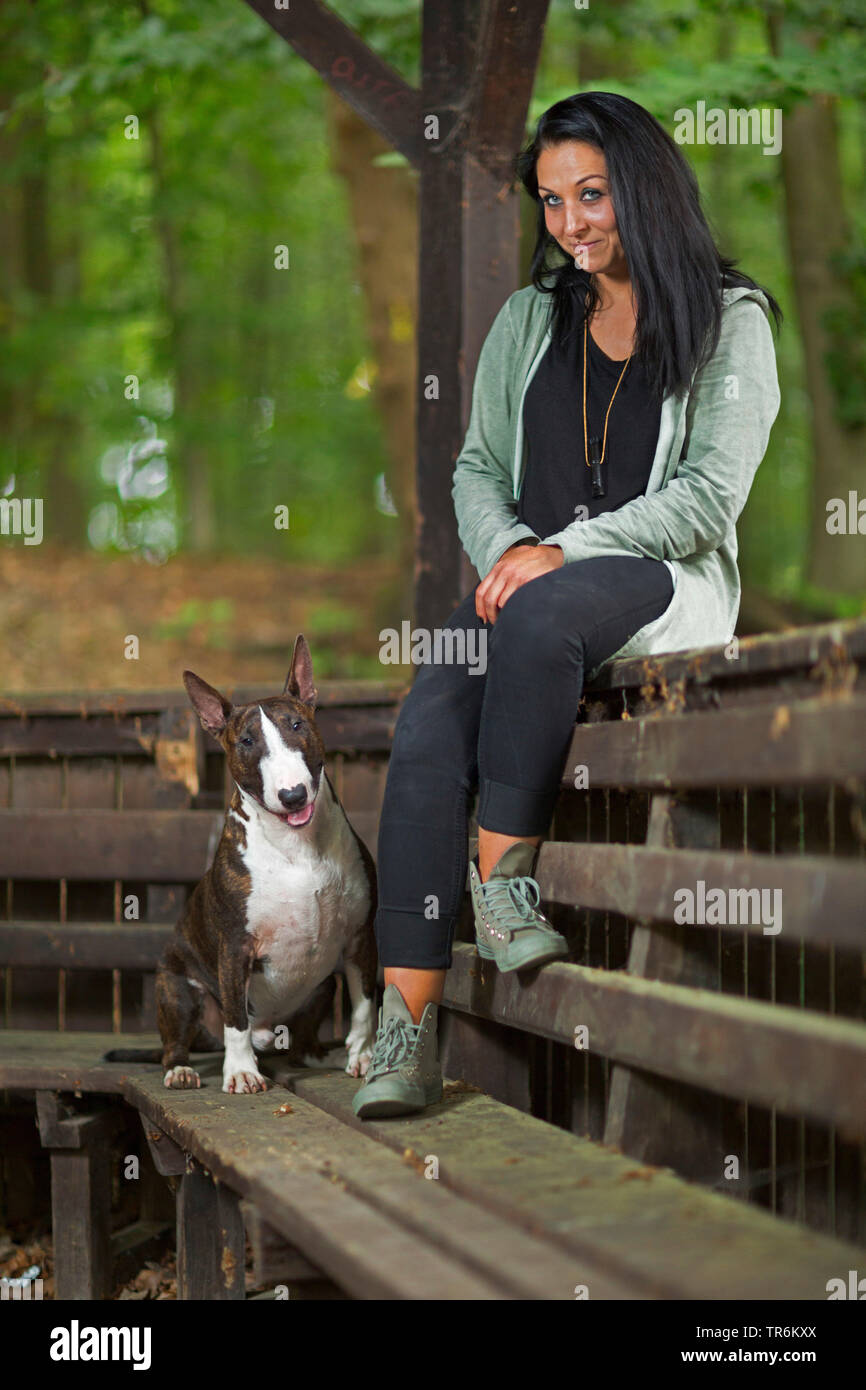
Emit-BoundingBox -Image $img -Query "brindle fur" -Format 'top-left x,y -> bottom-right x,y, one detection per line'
152,635 -> 378,1084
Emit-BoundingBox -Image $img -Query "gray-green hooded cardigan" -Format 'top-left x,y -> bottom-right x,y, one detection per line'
451,282 -> 781,680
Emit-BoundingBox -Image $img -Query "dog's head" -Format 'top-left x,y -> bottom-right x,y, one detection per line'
184,634 -> 325,828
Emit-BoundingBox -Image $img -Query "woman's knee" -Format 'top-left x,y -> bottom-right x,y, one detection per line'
490,572 -> 587,665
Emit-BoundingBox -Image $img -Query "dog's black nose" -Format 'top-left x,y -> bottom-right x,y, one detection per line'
278,784 -> 307,810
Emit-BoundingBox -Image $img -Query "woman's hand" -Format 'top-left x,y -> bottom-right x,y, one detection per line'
475,543 -> 564,625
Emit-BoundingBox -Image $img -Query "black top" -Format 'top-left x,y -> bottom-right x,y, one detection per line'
517,300 -> 662,539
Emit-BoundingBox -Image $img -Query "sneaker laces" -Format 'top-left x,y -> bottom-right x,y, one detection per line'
481,873 -> 555,936
368,1014 -> 419,1074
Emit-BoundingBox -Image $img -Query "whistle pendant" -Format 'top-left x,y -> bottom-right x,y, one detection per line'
588,435 -> 606,498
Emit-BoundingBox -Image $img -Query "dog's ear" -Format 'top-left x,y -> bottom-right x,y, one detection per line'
183,671 -> 232,738
284,634 -> 317,708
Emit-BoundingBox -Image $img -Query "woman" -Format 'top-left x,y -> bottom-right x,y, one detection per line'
352,91 -> 782,1118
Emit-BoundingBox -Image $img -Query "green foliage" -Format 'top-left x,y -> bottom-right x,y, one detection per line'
0,0 -> 863,622
823,243 -> 866,429
153,597 -> 235,647
0,0 -> 399,570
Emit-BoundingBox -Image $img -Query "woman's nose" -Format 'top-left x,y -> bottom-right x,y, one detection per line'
564,207 -> 588,237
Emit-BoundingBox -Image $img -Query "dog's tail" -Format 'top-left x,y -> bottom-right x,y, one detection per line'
102,1047 -> 162,1064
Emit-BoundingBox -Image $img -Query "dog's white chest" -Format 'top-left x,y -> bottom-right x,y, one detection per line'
236,796 -> 369,1023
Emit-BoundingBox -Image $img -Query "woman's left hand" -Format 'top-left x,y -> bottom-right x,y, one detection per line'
475,544 -> 564,625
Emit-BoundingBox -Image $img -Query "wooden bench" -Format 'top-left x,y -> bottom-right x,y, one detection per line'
443,618 -> 866,1241
2,1030 -> 863,1300
1,622 -> 865,1297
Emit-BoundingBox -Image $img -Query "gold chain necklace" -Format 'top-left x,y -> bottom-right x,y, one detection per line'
582,314 -> 632,499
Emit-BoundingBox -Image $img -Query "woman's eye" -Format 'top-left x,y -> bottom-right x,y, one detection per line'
541,189 -> 601,207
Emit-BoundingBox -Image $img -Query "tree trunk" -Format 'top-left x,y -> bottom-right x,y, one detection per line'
769,20 -> 865,595
323,88 -> 418,619
4,105 -> 87,543
146,105 -> 216,553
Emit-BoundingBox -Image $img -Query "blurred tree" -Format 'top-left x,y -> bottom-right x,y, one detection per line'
767,9 -> 865,596
324,88 -> 418,617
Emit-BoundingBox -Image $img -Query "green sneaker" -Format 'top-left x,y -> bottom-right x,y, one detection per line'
351,983 -> 443,1119
470,841 -> 569,972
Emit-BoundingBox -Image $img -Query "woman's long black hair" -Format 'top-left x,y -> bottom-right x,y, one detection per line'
515,92 -> 783,401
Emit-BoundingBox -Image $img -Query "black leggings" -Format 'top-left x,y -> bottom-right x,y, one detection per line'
374,554 -> 674,969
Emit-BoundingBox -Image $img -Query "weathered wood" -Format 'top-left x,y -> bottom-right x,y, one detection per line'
439,1009 -> 532,1113
286,1067 -> 866,1301
0,1029 -> 163,1093
0,714 -> 162,758
467,0 -> 551,181
0,922 -> 171,970
0,806 -> 380,883
586,617 -> 866,693
441,945 -> 866,1141
0,679 -> 403,715
534,840 -> 866,950
126,1062 -> 519,1300
0,810 -> 223,882
242,0 -> 424,165
564,693 -> 866,790
177,1158 -> 246,1300
604,794 -> 730,1182
241,1201 -> 322,1285
140,1114 -> 187,1177
36,1093 -> 117,1300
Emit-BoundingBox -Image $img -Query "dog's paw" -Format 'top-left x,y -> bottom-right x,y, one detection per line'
164,1065 -> 201,1089
223,1069 -> 269,1094
345,1046 -> 374,1079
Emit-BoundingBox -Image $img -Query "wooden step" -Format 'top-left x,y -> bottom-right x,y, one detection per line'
275,1060 -> 866,1301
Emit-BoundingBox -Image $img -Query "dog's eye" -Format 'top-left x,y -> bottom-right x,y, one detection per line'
291,719 -> 302,731
240,735 -> 254,747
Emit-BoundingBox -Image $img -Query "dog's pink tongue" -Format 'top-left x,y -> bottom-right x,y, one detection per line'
286,802 -> 314,826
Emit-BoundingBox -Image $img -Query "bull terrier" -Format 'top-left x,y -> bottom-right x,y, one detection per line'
107,635 -> 378,1092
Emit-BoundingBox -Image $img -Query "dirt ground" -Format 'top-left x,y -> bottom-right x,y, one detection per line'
0,544 -> 406,694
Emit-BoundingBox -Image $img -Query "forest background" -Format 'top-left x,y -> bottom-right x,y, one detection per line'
1,0 -> 864,691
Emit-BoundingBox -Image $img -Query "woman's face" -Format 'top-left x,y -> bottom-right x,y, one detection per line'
536,141 -> 628,280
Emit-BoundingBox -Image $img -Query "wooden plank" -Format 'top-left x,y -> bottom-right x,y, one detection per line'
6,760 -> 63,1031
0,810 -> 222,881
535,840 -> 866,950
604,794 -> 730,1182
0,806 -> 379,882
286,1067 -> 866,1301
587,617 -> 866,693
0,680 -> 403,715
35,1094 -> 116,1300
564,694 -> 866,791
177,1159 -> 246,1300
441,945 -> 866,1142
241,1202 -> 322,1285
439,1010 -> 532,1113
0,917 -> 169,973
0,714 -> 161,758
139,1059 -> 623,1301
65,758 -> 119,1035
125,1061 -> 527,1300
467,0 -> 551,180
0,1029 -> 164,1093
